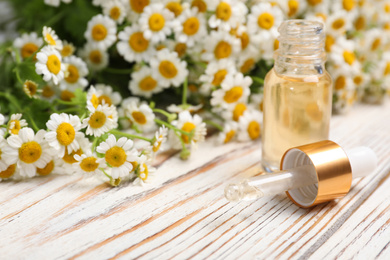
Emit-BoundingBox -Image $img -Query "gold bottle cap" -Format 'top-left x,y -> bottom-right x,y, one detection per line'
281,140 -> 353,208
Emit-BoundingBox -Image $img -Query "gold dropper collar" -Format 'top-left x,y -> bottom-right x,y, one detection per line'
281,140 -> 353,208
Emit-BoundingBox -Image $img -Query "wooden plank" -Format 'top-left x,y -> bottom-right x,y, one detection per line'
0,101 -> 389,259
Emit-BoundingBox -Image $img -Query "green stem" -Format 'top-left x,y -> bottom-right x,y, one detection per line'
182,77 -> 188,105
26,113 -> 40,132
109,129 -> 152,143
0,92 -> 23,112
153,108 -> 174,119
251,76 -> 264,85
154,118 -> 191,136
104,67 -> 133,74
13,68 -> 24,85
101,169 -> 112,180
44,10 -> 66,27
204,120 -> 224,131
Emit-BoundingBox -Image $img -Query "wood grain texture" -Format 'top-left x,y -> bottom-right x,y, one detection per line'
1,101 -> 390,260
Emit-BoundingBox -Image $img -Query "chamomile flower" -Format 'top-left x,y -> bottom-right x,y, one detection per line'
372,52 -> 390,81
40,83 -> 58,101
117,24 -> 156,63
95,84 -> 122,106
235,25 -> 261,58
201,30 -> 241,62
211,73 -> 252,110
237,53 -> 260,74
125,0 -> 152,23
333,89 -> 357,114
45,113 -> 83,157
150,49 -> 188,87
139,3 -> 175,43
23,80 -> 40,98
35,46 -> 66,85
150,125 -> 168,154
167,104 -> 202,113
61,40 -> 76,57
362,28 -> 386,54
331,0 -> 358,18
237,109 -> 262,141
124,102 -> 156,132
169,110 -> 206,149
0,164 -> 17,181
247,2 -> 284,41
285,0 -> 307,18
83,104 -> 116,137
208,0 -> 247,31
0,137 -> 9,171
129,66 -> 164,98
74,150 -> 105,176
330,37 -> 361,74
133,156 -> 156,186
42,26 -> 63,50
173,7 -> 207,47
3,128 -> 51,178
13,32 -> 43,60
221,102 -> 248,122
217,121 -> 238,144
250,93 -> 264,113
8,114 -> 28,135
103,0 -> 127,24
185,0 -> 218,13
96,134 -> 137,179
199,58 -> 237,95
44,0 -> 72,7
164,0 -> 184,17
326,11 -> 353,37
84,14 -> 117,50
60,55 -> 89,91
79,43 -> 109,71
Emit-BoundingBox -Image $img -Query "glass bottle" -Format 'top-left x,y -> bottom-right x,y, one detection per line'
261,20 -> 332,172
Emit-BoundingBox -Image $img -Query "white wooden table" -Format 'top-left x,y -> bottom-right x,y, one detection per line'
1,100 -> 390,259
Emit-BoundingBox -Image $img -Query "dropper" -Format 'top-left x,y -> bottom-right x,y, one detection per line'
225,140 -> 378,208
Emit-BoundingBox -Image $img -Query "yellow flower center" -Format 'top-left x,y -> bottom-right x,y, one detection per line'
89,50 -> 103,64
183,17 -> 200,36
98,95 -> 112,106
91,24 -> 108,41
257,13 -> 274,30
61,44 -> 74,57
224,130 -> 235,144
42,85 -> 55,98
216,2 -> 232,21
156,44 -> 166,50
62,148 -> 82,164
212,69 -> 228,86
316,12 -> 327,21
288,0 -> 299,16
384,23 -> 390,30
9,120 -> 21,135
80,157 -> 99,172
232,103 -> 247,121
343,0 -> 355,11
129,32 -> 149,52
274,39 -> 280,50
343,50 -> 355,65
384,62 -> 390,76
325,35 -> 335,52
47,54 -> 61,75
240,58 -> 255,74
223,86 -> 243,103
46,33 -> 56,45
56,122 -> 76,146
130,0 -> 149,13
61,90 -> 75,101
19,141 -> 42,164
214,41 -> 232,59
259,101 -> 264,112
139,163 -> 149,180
24,80 -> 38,97
152,139 -> 163,152
91,94 -> 99,108
248,121 -> 260,140
159,60 -> 178,79
148,13 -> 165,31
353,75 -> 363,85
307,0 -> 322,6
37,160 -> 55,176
335,76 -> 346,90
385,4 -> 390,13
105,146 -> 127,167
332,19 -> 345,30
110,6 -> 121,20
305,103 -> 323,121
191,0 -> 207,12
181,122 -> 196,144
131,111 -> 147,124
166,2 -> 183,16
139,76 -> 157,91
21,43 -> 38,59
239,32 -> 249,50
89,111 -> 107,129
189,84 -> 198,92
0,164 -> 16,179
354,16 -> 365,30
65,64 -> 80,84
174,43 -> 187,57
371,38 -> 381,51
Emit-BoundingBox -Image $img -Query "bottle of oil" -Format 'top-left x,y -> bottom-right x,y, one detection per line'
261,20 -> 332,172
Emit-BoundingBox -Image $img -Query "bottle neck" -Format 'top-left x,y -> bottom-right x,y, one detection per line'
274,20 -> 326,77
